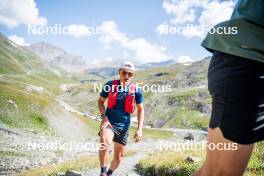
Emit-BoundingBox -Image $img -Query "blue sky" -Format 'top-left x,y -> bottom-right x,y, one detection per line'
0,0 -> 236,64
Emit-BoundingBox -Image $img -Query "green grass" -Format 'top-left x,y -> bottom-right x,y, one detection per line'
133,64 -> 183,84
0,81 -> 52,133
137,149 -> 204,176
245,142 -> 264,176
130,126 -> 174,140
137,142 -> 264,176
0,151 -> 27,157
0,42 -> 24,74
6,71 -> 74,95
164,109 -> 209,130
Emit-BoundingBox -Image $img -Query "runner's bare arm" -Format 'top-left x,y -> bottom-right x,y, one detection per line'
136,103 -> 144,130
134,103 -> 144,142
98,96 -> 107,115
98,96 -> 112,129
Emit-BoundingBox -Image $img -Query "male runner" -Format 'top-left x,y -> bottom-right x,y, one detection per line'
97,61 -> 144,176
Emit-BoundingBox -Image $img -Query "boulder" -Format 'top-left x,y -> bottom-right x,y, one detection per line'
184,132 -> 194,141
25,84 -> 44,93
65,170 -> 82,176
154,72 -> 169,77
185,156 -> 202,163
7,99 -> 18,109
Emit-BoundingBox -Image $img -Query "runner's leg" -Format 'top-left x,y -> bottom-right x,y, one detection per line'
109,142 -> 125,171
99,128 -> 114,167
193,127 -> 254,176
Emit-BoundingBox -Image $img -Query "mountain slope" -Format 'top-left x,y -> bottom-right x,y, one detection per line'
28,42 -> 87,72
27,42 -> 66,61
135,59 -> 211,129
0,33 -> 94,133
0,34 -> 52,74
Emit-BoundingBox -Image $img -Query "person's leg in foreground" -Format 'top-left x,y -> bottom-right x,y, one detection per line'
193,0 -> 264,174
193,51 -> 264,176
194,128 -> 254,176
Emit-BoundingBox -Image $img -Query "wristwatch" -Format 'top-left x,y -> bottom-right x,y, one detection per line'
100,113 -> 106,119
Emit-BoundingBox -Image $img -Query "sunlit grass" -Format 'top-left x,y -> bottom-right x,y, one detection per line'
0,82 -> 52,133
129,126 -> 174,140
137,142 -> 264,176
137,149 -> 204,176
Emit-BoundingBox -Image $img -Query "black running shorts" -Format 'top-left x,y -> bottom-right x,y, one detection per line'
208,51 -> 264,144
98,125 -> 129,146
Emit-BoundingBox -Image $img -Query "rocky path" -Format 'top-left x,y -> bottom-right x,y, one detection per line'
79,140 -> 154,176
81,151 -> 145,176
0,123 -> 98,176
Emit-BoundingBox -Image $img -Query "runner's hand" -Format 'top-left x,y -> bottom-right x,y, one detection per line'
134,128 -> 142,143
100,116 -> 112,130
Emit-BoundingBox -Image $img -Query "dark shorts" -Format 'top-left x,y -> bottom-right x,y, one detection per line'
98,125 -> 129,146
208,51 -> 264,144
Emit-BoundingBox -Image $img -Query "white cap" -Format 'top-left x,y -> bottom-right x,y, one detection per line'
119,61 -> 135,72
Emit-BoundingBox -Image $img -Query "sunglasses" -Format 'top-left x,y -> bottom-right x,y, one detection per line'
121,70 -> 133,77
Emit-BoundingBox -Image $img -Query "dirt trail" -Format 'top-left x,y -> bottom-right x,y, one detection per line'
80,139 -> 175,176
82,152 -> 144,176
44,102 -> 92,140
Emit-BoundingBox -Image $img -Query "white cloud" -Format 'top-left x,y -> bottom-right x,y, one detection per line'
176,55 -> 193,63
101,20 -> 168,63
100,21 -> 128,44
105,57 -> 113,61
0,0 -> 47,28
68,24 -> 92,38
124,38 -> 167,62
199,1 -> 234,27
92,59 -> 99,64
162,0 -> 206,25
103,45 -> 112,50
8,35 -> 30,46
159,0 -> 235,39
